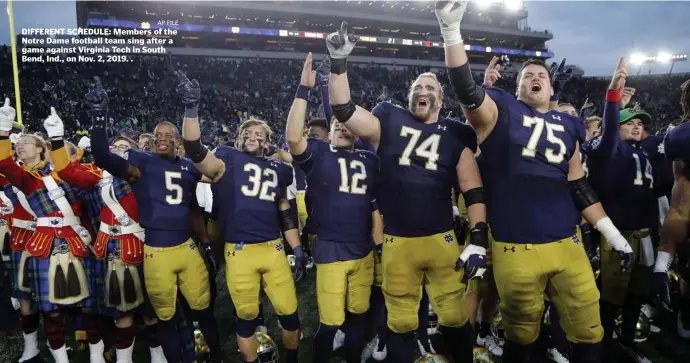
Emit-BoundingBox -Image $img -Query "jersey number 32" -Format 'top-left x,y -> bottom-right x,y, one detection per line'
241,163 -> 278,201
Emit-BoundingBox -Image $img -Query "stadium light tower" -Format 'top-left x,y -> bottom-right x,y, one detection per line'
630,51 -> 687,75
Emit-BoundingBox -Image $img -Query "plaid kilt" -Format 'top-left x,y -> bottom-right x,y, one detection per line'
28,238 -> 95,312
7,250 -> 30,299
91,237 -> 155,318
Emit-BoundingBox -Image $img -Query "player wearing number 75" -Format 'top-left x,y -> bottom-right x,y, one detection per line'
325,21 -> 487,363
178,70 -> 303,362
438,0 -> 633,361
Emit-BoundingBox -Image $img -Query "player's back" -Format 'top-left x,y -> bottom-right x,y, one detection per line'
372,102 -> 474,237
298,138 -> 378,262
214,147 -> 293,243
480,87 -> 583,243
124,150 -> 201,247
664,122 -> 690,164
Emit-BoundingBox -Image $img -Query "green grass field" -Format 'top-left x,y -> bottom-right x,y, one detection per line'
1,266 -> 689,363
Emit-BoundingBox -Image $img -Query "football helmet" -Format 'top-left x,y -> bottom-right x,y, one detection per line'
428,304 -> 439,335
614,311 -> 651,342
287,254 -> 296,268
414,353 -> 449,362
256,332 -> 279,363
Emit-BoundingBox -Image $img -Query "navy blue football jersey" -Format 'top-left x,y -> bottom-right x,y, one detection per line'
664,122 -> 690,164
371,102 -> 477,237
124,150 -> 202,247
583,102 -> 656,231
640,134 -> 673,198
292,138 -> 379,264
480,87 -> 584,243
213,147 -> 293,244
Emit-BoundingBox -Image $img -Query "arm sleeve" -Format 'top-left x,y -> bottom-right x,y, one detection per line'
91,126 -> 132,180
320,84 -> 334,122
588,100 -> 621,162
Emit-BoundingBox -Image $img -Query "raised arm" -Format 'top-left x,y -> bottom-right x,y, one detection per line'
326,22 -> 381,148
0,98 -> 34,191
436,0 -> 498,143
587,58 -> 627,162
286,53 -> 315,156
547,59 -> 574,110
175,71 -> 226,182
317,58 -> 334,123
87,77 -> 141,182
43,107 -> 100,190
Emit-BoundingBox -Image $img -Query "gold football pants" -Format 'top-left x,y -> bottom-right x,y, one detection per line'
600,229 -> 652,306
316,252 -> 374,326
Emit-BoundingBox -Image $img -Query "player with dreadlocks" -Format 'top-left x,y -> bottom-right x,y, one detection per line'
654,78 -> 690,338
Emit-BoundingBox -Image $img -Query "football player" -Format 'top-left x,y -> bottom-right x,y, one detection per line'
326,21 -> 488,362
0,101 -> 100,363
179,71 -> 303,363
583,61 -> 657,362
436,1 -> 634,362
286,52 -> 381,363
654,79 -> 690,334
88,78 -> 221,363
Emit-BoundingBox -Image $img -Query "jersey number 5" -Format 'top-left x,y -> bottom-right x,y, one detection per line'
399,126 -> 441,170
241,163 -> 278,201
337,158 -> 367,194
522,116 -> 567,164
165,171 -> 183,205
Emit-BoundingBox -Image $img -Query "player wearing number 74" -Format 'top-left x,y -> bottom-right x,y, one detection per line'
326,21 -> 488,363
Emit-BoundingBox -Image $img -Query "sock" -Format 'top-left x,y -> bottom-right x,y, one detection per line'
21,312 -> 39,334
620,294 -> 643,346
386,330 -> 413,363
440,324 -> 473,363
371,286 -> 387,349
157,319 -> 181,363
84,313 -> 104,344
599,300 -> 618,345
145,323 -> 160,348
417,289 -> 430,340
313,323 -> 338,363
503,340 -> 539,363
195,307 -> 222,362
344,312 -> 367,363
284,347 -> 298,363
571,342 -> 602,363
114,326 -> 135,349
43,314 -> 66,350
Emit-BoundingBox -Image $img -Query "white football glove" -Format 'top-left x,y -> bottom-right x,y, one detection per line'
78,136 -> 91,149
9,133 -> 21,144
434,0 -> 468,47
0,98 -> 16,132
326,21 -> 358,59
11,297 -> 20,310
595,217 -> 634,272
43,107 -> 64,139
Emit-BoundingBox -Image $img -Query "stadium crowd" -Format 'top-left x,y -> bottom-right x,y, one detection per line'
0,45 -> 686,146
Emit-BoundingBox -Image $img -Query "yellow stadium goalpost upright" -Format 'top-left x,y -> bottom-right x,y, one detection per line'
7,0 -> 23,125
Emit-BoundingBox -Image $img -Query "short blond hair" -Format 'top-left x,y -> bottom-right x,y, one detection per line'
235,117 -> 273,149
584,116 -> 602,131
20,134 -> 48,160
408,72 -> 444,101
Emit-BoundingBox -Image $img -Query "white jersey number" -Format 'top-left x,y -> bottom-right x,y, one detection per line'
165,171 -> 183,205
241,163 -> 279,202
521,116 -> 567,164
399,126 -> 441,170
632,153 -> 654,189
337,158 -> 368,195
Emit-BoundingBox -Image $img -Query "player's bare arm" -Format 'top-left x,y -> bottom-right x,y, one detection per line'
437,0 -> 498,143
176,70 -> 226,182
456,147 -> 486,228
568,144 -> 635,271
658,160 -> 690,258
286,53 -> 314,156
327,22 -> 382,148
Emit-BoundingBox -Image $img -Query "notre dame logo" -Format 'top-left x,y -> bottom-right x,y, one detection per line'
443,234 -> 454,243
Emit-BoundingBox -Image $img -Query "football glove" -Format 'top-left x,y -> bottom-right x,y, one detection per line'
457,222 -> 488,280
174,70 -> 201,108
43,107 -> 64,139
434,0 -> 468,47
202,244 -> 218,280
78,136 -> 91,150
85,77 -> 109,126
604,234 -> 634,272
550,58 -> 573,95
292,245 -> 306,283
315,57 -> 331,87
326,22 -> 358,60
653,251 -> 673,312
0,98 -> 16,132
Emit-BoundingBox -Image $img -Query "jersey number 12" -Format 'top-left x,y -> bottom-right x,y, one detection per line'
337,158 -> 367,194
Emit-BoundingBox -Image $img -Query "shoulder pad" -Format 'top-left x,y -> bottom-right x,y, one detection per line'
446,120 -> 478,153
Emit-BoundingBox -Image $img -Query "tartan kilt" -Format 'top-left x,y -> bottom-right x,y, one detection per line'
7,250 -> 30,299
29,238 -> 95,312
91,237 -> 154,318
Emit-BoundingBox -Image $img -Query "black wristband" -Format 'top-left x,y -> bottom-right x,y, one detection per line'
183,138 -> 208,163
330,57 -> 348,75
570,177 -> 600,211
50,139 -> 65,150
331,100 -> 356,123
295,85 -> 310,101
89,110 -> 108,129
279,208 -> 299,231
469,222 -> 489,248
463,187 -> 485,208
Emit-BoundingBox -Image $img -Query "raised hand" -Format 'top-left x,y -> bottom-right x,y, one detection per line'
620,87 -> 636,108
0,98 -> 16,132
434,0 -> 468,46
315,56 -> 331,87
550,58 -> 573,94
609,57 -> 627,91
85,76 -> 109,112
174,70 -> 201,108
326,21 -> 358,60
78,136 -> 91,149
580,98 -> 597,118
300,52 -> 316,88
43,107 -> 65,139
483,56 -> 502,87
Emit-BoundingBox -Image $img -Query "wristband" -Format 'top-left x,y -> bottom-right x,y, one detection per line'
606,88 -> 622,103
550,93 -> 560,102
441,24 -> 463,47
50,139 -> 65,150
330,57 -> 348,75
295,85 -> 310,101
593,217 -> 620,241
184,105 -> 198,119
